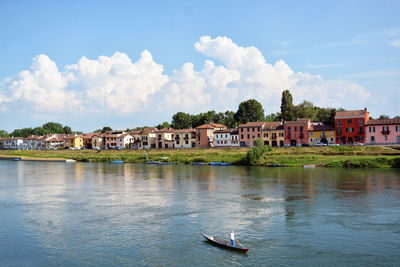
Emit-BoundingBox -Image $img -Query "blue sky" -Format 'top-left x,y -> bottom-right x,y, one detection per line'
0,0 -> 399,132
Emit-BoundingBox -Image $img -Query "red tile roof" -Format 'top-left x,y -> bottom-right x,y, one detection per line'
157,128 -> 175,133
284,118 -> 310,125
309,125 -> 335,131
335,109 -> 368,118
238,122 -> 266,128
175,129 -> 195,134
366,118 -> 400,125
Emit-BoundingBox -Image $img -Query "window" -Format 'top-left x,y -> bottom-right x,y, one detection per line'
300,126 -> 303,132
279,133 -> 284,137
241,128 -> 243,132
264,133 -> 268,138
258,134 -> 260,138
287,127 -> 291,132
369,127 -> 375,133
337,120 -> 341,126
247,134 -> 250,139
396,126 -> 400,132
337,128 -> 342,135
241,134 -> 244,139
383,126 -> 389,131
252,127 -> 255,132
294,127 -> 297,131
310,132 -> 313,136
310,138 -> 312,141
385,136 -> 388,141
359,119 -> 363,126
348,120 -> 352,124
247,128 -> 250,132
370,136 -> 375,142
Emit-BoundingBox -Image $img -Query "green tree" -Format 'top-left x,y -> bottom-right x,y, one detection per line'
171,112 -> 192,129
42,122 -> 64,133
33,127 -> 50,136
223,111 -> 237,128
234,99 -> 264,124
101,126 -> 112,133
378,114 -> 390,119
63,126 -> 72,134
265,112 -> 281,122
94,129 -> 102,133
155,121 -> 171,129
0,130 -> 9,138
280,90 -> 295,121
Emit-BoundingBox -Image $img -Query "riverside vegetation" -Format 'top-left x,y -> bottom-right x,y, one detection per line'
1,145 -> 400,168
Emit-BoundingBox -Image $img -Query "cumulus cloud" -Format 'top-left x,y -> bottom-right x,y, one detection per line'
1,36 -> 370,116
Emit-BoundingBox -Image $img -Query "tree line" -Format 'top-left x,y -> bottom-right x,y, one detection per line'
0,122 -> 74,138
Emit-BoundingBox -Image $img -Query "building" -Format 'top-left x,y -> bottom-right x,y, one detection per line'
45,135 -> 65,149
213,129 -> 240,148
308,124 -> 335,146
195,123 -> 227,148
156,128 -> 175,149
2,137 -> 24,149
262,122 -> 284,147
335,108 -> 369,144
116,133 -> 134,148
91,134 -> 103,149
128,130 -> 142,149
140,128 -> 157,149
365,118 -> 400,145
238,122 -> 266,147
174,129 -> 196,148
81,133 -> 97,149
284,118 -> 311,146
22,135 -> 45,150
66,135 -> 84,149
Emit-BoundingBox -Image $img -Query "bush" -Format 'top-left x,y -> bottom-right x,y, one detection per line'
246,139 -> 272,165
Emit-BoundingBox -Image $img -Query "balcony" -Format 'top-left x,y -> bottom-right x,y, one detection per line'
299,134 -> 304,139
381,130 -> 390,135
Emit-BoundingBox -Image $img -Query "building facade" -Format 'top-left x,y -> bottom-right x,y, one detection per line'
284,118 -> 311,146
195,123 -> 227,148
262,122 -> 284,147
238,122 -> 266,147
174,129 -> 196,148
156,128 -> 175,149
213,129 -> 240,148
335,109 -> 369,144
365,118 -> 400,145
308,124 -> 336,145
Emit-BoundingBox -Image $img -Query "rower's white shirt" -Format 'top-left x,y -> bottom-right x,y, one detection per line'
231,232 -> 235,240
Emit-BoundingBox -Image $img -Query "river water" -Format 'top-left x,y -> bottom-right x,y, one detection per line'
0,160 -> 399,266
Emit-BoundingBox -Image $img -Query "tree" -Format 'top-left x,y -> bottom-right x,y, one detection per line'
42,122 -> 64,133
155,121 -> 171,129
234,99 -> 264,124
0,130 -> 9,138
246,138 -> 272,165
265,112 -> 281,122
171,112 -> 192,129
94,129 -> 102,133
223,111 -> 237,128
33,127 -> 49,136
63,126 -> 72,134
101,126 -> 112,133
378,115 -> 390,119
280,90 -> 295,121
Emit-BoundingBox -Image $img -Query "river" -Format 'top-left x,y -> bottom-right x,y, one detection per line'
0,160 -> 399,266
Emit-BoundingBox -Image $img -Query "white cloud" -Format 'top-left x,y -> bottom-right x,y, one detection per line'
1,36 -> 371,117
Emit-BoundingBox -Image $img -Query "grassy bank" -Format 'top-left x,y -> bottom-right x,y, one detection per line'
0,146 -> 399,168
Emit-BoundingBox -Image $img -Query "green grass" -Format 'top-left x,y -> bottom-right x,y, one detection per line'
1,146 -> 399,168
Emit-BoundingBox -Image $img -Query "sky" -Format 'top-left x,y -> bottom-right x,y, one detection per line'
0,0 -> 399,132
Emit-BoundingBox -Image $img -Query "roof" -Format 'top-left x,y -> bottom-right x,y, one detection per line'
129,130 -> 142,135
366,118 -> 400,126
209,123 -> 226,128
157,128 -> 175,133
284,118 -> 310,125
309,125 -> 335,131
214,129 -> 232,134
238,122 -> 266,128
81,133 -> 98,139
175,129 -> 195,134
262,121 -> 282,130
196,124 -> 214,129
141,127 -> 158,134
335,109 -> 368,119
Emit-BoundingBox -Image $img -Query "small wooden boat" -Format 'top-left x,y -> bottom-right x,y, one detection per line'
302,164 -> 315,168
201,233 -> 248,252
65,159 -> 76,163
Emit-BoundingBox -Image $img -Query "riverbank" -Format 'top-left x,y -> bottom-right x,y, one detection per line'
0,146 -> 399,168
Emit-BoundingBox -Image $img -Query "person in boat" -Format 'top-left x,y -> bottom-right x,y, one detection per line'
230,231 -> 235,246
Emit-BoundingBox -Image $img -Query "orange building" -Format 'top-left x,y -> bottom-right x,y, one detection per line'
195,123 -> 227,148
238,122 -> 266,147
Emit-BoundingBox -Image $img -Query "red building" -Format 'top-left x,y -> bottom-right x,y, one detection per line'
334,108 -> 369,144
238,122 -> 266,147
284,118 -> 311,146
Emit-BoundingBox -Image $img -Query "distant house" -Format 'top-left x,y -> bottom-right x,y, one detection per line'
335,108 -> 369,144
308,124 -> 335,145
262,122 -> 284,147
0,138 -> 4,149
195,123 -> 227,148
3,137 -> 24,150
365,118 -> 400,145
140,128 -> 157,149
174,129 -> 196,149
129,130 -> 142,149
213,129 -> 240,148
81,133 -> 97,149
65,135 -> 84,149
117,133 -> 134,148
91,134 -> 103,149
238,122 -> 266,147
284,118 -> 311,146
22,135 -> 45,150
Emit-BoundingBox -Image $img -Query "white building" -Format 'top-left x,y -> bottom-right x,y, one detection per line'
213,129 -> 240,148
22,135 -> 46,150
117,133 -> 134,148
174,129 -> 196,149
3,137 -> 24,149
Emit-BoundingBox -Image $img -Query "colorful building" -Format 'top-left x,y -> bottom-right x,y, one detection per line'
174,129 -> 196,148
365,118 -> 400,145
308,124 -> 335,146
195,123 -> 227,148
262,122 -> 284,147
238,122 -> 266,147
335,109 -> 369,144
156,128 -> 175,149
140,128 -> 157,149
284,118 -> 311,146
66,135 -> 84,149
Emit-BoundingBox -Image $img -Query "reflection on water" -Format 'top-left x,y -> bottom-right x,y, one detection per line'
0,161 -> 399,266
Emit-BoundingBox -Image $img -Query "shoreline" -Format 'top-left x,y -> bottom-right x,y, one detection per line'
1,146 -> 400,168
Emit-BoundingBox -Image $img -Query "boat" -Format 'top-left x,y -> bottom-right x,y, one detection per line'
65,159 -> 76,163
201,233 -> 248,252
146,161 -> 159,164
192,162 -> 208,166
157,162 -> 174,165
209,162 -> 232,166
302,164 -> 315,168
13,158 -> 21,161
110,160 -> 124,163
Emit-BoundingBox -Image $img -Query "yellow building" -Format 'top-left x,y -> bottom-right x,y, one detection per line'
262,122 -> 285,147
308,124 -> 335,145
66,136 -> 84,149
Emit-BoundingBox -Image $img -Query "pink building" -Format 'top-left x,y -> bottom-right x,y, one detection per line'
365,118 -> 400,145
284,118 -> 311,146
